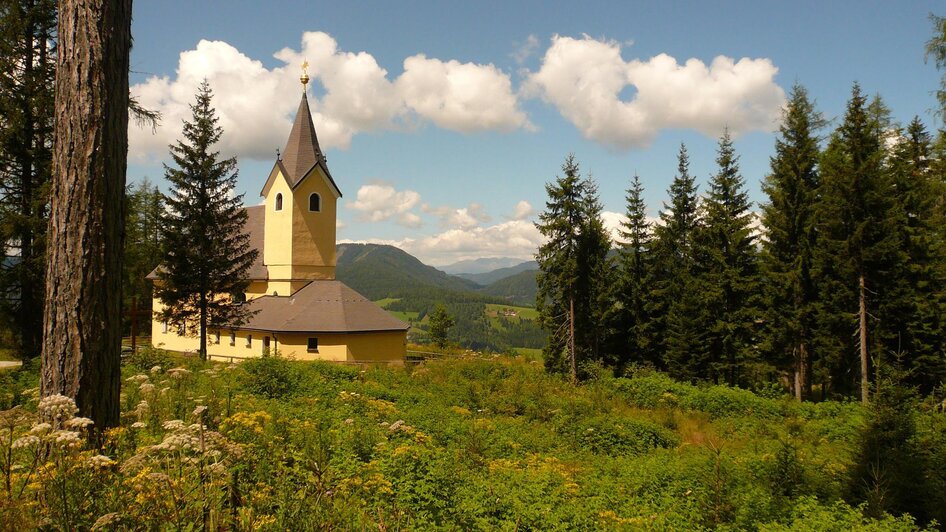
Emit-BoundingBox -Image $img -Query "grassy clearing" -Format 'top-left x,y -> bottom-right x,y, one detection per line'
0,352 -> 941,530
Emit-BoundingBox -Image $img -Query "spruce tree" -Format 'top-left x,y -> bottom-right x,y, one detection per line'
156,81 -> 258,361
884,117 -> 946,390
760,84 -> 824,399
124,178 -> 165,332
695,130 -> 760,386
813,84 -> 900,402
649,144 -> 704,380
613,174 -> 654,367
536,155 -> 612,381
0,0 -> 55,358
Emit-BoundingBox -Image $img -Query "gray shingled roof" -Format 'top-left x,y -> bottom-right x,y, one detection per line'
236,280 -> 409,333
277,93 -> 342,198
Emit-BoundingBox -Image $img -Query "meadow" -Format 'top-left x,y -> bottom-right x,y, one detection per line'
0,351 -> 942,530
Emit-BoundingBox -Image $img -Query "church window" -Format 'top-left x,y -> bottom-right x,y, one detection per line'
162,321 -> 168,334
214,330 -> 220,344
307,337 -> 319,352
229,331 -> 236,346
246,335 -> 252,348
275,193 -> 283,211
308,193 -> 321,212
263,336 -> 271,355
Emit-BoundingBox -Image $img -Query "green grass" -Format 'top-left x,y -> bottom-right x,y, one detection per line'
485,304 -> 539,330
511,347 -> 543,362
375,298 -> 419,322
374,298 -> 400,308
0,348 -> 17,362
1,352 -> 941,529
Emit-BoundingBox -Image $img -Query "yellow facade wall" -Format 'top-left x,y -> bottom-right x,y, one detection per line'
290,166 -> 337,280
263,174 -> 293,268
152,320 -> 406,363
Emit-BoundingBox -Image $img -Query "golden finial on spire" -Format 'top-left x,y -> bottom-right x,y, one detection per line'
300,59 -> 310,89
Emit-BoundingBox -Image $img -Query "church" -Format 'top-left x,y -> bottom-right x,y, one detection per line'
150,71 -> 408,362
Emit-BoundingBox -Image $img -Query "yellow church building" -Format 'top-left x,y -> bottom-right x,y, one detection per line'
149,74 -> 408,363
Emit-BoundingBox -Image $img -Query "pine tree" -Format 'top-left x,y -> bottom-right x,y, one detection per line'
536,155 -> 612,381
124,178 -> 164,333
883,117 -> 946,390
695,130 -> 760,386
613,174 -> 654,367
156,81 -> 258,361
649,144 -> 704,380
41,0 -> 131,430
813,84 -> 901,402
0,0 -> 55,358
760,84 -> 824,400
427,304 -> 455,350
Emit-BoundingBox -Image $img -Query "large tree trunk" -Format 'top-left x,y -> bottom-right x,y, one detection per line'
41,0 -> 132,430
858,273 -> 869,404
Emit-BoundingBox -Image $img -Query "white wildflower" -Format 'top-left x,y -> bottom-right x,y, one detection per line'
344,418 -> 354,425
162,420 -> 185,431
91,512 -> 122,531
192,405 -> 208,417
388,420 -> 405,432
167,367 -> 191,379
11,435 -> 39,449
149,365 -> 162,375
139,383 -> 155,395
38,394 -> 78,420
51,430 -> 82,448
126,374 -> 149,384
130,421 -> 146,429
88,454 -> 115,468
29,422 -> 52,435
65,417 -> 94,429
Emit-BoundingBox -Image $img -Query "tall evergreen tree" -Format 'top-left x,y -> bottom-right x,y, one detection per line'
884,117 -> 946,390
760,84 -> 824,400
649,144 -> 704,380
813,84 -> 901,402
536,155 -> 612,381
156,81 -> 258,361
695,130 -> 760,386
0,0 -> 55,358
41,0 -> 131,430
613,174 -> 654,367
124,178 -> 165,333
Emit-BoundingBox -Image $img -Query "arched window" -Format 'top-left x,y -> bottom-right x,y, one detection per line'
308,193 -> 321,212
274,193 -> 283,211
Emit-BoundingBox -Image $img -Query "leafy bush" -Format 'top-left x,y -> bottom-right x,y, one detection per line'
125,345 -> 173,372
240,354 -> 299,398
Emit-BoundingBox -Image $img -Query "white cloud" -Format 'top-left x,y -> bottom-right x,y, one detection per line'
397,55 -> 531,132
346,182 -> 422,227
405,220 -> 544,265
423,202 -> 491,229
508,200 -> 534,220
600,211 -> 628,244
511,34 -> 540,65
130,32 -> 529,163
526,35 -> 785,149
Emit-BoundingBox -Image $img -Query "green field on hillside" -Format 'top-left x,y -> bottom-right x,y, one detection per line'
485,304 -> 539,330
1,353 -> 940,529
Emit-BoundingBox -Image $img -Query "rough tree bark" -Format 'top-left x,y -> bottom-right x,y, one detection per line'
40,0 -> 132,430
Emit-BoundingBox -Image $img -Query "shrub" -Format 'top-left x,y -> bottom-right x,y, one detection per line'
240,354 -> 299,399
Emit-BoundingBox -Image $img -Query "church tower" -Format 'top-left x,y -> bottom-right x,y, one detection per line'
259,66 -> 342,292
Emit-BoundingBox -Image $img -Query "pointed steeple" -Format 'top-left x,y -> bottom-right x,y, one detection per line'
281,92 -> 325,186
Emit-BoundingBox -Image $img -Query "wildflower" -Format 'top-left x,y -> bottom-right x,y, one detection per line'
162,420 -> 185,431
11,435 -> 39,449
51,430 -> 82,449
38,394 -> 78,420
29,422 -> 52,436
91,512 -> 123,530
388,419 -> 405,432
89,454 -> 115,468
192,405 -> 208,417
65,417 -> 94,429
131,422 -> 146,429
149,365 -> 162,374
126,374 -> 149,384
167,367 -> 191,379
344,418 -> 354,425
139,383 -> 155,395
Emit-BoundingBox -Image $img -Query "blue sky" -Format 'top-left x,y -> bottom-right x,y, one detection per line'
128,1 -> 942,265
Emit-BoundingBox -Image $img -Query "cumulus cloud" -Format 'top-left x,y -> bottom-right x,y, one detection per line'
404,219 -> 544,265
346,182 -> 423,227
130,32 -> 529,163
600,211 -> 629,244
423,202 -> 491,229
508,200 -> 535,220
526,35 -> 785,149
511,34 -> 540,65
397,55 -> 530,132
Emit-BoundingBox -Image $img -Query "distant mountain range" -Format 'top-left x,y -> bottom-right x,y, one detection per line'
336,243 -> 538,305
439,256 -> 533,275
